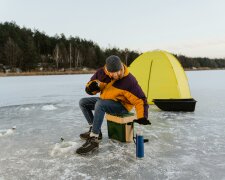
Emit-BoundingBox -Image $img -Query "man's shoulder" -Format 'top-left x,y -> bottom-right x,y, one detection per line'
113,73 -> 138,90
93,67 -> 111,83
123,73 -> 138,84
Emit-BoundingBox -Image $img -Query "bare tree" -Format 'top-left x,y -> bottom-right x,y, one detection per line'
74,47 -> 81,69
69,43 -> 72,70
59,42 -> 68,68
53,44 -> 59,69
125,48 -> 128,66
4,37 -> 22,68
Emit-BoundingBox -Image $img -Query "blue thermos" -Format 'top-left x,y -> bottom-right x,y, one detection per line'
136,130 -> 144,158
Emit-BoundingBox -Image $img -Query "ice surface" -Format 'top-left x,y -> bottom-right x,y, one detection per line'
0,72 -> 225,179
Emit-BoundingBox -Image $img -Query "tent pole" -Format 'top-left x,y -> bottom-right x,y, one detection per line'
146,60 -> 153,101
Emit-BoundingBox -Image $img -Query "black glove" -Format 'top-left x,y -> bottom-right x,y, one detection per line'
85,81 -> 100,95
134,118 -> 151,125
88,81 -> 100,92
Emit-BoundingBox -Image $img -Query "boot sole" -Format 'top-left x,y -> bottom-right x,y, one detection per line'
76,146 -> 99,155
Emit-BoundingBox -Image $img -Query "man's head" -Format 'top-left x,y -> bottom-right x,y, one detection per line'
106,55 -> 122,72
105,55 -> 124,80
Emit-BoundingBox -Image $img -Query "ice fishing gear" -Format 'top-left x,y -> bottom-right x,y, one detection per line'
105,112 -> 150,159
106,113 -> 135,142
136,130 -> 144,158
132,120 -> 150,159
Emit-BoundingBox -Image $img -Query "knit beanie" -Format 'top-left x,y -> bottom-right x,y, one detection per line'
105,55 -> 122,72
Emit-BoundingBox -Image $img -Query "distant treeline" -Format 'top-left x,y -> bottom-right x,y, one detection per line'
0,21 -> 225,72
175,55 -> 225,69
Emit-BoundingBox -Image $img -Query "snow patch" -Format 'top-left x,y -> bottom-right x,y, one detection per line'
50,140 -> 78,156
0,126 -> 16,137
42,105 -> 57,111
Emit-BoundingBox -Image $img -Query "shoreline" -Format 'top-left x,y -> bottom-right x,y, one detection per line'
0,68 -> 225,77
184,67 -> 225,71
0,70 -> 96,77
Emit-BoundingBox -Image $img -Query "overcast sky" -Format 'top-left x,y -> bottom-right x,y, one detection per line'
1,0 -> 225,58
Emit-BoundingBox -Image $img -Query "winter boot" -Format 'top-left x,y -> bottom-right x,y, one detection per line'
76,136 -> 99,155
80,126 -> 102,140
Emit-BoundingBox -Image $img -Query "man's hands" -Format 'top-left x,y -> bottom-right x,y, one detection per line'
88,81 -> 100,92
85,81 -> 100,95
133,118 -> 151,125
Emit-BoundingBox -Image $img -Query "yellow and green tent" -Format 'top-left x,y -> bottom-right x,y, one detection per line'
129,50 -> 196,111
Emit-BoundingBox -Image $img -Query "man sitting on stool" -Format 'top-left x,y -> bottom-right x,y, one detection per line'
76,55 -> 150,155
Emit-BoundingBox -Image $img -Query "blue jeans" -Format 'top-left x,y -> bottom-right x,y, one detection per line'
79,97 -> 129,134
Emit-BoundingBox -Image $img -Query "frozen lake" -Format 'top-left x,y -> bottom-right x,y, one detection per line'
0,70 -> 225,180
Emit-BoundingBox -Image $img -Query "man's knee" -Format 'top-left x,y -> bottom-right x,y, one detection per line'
79,98 -> 88,107
94,99 -> 105,109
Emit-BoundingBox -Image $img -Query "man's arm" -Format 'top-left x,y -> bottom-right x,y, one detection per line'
122,76 -> 150,125
85,67 -> 111,95
85,80 -> 100,95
